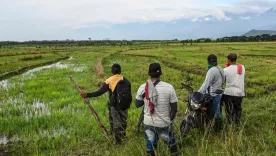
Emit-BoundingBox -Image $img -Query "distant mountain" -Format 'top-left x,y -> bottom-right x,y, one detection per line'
75,8 -> 276,39
243,29 -> 276,37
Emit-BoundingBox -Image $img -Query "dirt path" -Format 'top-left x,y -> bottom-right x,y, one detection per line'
92,47 -> 156,84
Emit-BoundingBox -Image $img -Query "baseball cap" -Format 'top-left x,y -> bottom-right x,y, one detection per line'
207,54 -> 218,65
148,63 -> 162,78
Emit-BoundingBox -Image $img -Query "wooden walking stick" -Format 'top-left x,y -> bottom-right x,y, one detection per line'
69,76 -> 112,143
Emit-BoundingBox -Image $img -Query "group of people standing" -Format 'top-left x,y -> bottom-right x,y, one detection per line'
81,53 -> 245,156
198,53 -> 245,133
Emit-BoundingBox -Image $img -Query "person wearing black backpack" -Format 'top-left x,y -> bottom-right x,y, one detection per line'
81,63 -> 132,144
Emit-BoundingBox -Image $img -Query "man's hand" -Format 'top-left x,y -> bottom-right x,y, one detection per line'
181,97 -> 188,102
81,92 -> 88,98
225,63 -> 230,68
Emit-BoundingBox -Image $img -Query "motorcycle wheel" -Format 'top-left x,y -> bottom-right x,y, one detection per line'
180,119 -> 191,137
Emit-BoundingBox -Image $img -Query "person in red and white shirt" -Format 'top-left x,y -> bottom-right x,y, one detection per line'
223,53 -> 245,124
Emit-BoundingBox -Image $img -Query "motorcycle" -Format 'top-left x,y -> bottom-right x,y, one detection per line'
180,74 -> 213,137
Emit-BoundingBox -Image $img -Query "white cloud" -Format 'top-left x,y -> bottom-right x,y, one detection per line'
215,9 -> 231,20
191,18 -> 198,22
0,0 -> 233,27
204,17 -> 211,21
171,21 -> 177,24
240,16 -> 251,20
0,0 -> 275,40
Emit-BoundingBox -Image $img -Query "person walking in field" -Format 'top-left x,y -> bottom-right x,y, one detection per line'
198,54 -> 225,132
81,63 -> 132,144
135,63 -> 179,156
223,53 -> 245,124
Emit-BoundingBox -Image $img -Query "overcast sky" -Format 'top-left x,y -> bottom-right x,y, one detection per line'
1,0 -> 276,41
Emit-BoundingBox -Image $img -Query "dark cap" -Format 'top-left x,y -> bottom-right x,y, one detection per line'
148,63 -> 162,78
227,53 -> 238,60
207,54 -> 218,65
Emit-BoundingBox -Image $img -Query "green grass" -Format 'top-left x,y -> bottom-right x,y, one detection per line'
0,43 -> 275,155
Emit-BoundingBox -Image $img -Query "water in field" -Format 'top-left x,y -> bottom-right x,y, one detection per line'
25,100 -> 51,119
22,62 -> 68,77
0,56 -> 85,146
0,135 -> 19,145
0,56 -> 86,89
38,127 -> 68,138
0,135 -> 8,145
0,80 -> 9,90
21,59 -> 86,78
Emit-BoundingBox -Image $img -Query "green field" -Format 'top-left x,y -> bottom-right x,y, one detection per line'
0,43 -> 276,155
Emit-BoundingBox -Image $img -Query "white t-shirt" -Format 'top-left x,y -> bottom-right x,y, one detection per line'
136,81 -> 178,127
223,64 -> 245,97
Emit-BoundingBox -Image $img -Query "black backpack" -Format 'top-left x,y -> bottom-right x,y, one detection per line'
112,78 -> 132,110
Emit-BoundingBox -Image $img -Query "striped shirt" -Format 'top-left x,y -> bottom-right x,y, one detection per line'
136,81 -> 178,127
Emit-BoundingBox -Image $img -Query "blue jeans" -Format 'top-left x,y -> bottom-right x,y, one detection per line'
211,94 -> 222,119
144,125 -> 176,151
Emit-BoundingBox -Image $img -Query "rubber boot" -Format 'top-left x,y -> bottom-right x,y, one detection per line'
214,118 -> 223,133
170,145 -> 179,156
146,150 -> 155,156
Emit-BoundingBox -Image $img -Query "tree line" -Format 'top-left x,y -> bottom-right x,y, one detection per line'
0,40 -> 183,47
1,34 -> 276,47
216,34 -> 276,42
180,34 -> 276,43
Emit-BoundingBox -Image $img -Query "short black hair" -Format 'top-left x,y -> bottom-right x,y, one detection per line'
229,57 -> 237,62
111,63 -> 121,74
227,53 -> 238,62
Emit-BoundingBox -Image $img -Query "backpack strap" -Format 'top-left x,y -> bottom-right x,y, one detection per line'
207,66 -> 224,94
114,76 -> 126,93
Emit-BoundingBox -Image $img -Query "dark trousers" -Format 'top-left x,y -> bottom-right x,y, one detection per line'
223,95 -> 243,124
108,106 -> 128,143
209,94 -> 222,119
206,94 -> 223,132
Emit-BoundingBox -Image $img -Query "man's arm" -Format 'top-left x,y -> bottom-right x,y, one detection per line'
170,102 -> 177,121
223,68 -> 228,84
198,70 -> 214,94
135,85 -> 145,108
86,83 -> 109,98
170,86 -> 178,121
135,99 -> 144,108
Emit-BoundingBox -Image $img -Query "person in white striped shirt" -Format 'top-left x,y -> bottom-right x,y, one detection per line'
135,63 -> 178,156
